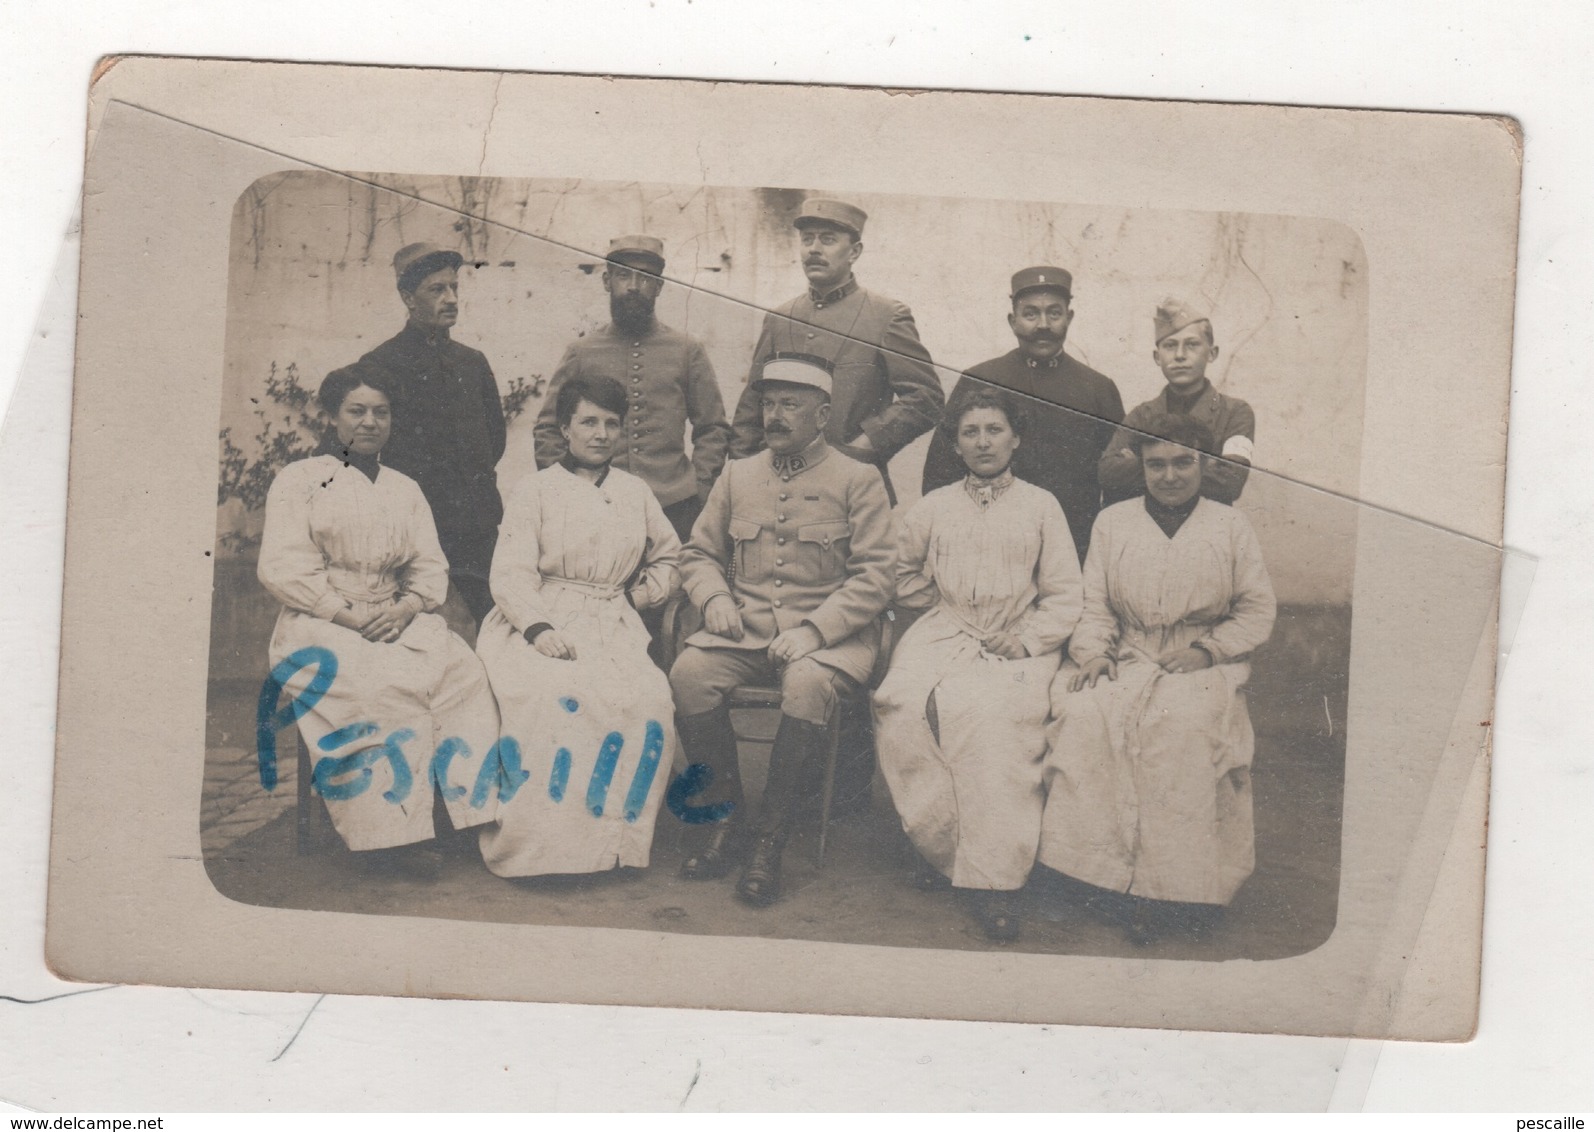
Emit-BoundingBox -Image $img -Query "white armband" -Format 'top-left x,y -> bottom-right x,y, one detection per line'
1221,435 -> 1255,462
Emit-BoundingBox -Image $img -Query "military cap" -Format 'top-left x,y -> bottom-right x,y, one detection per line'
1010,266 -> 1073,301
606,234 -> 666,271
1154,297 -> 1209,344
794,197 -> 867,238
753,352 -> 834,397
393,241 -> 464,291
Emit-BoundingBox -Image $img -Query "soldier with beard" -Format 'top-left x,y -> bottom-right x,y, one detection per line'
535,235 -> 731,541
921,267 -> 1125,562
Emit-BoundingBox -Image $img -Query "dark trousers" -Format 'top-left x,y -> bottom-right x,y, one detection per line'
441,527 -> 499,624
662,493 -> 704,544
638,494 -> 705,669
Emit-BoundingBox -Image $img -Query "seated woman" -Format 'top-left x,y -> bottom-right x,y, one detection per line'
1039,413 -> 1276,944
257,362 -> 502,878
873,387 -> 1084,942
475,375 -> 682,878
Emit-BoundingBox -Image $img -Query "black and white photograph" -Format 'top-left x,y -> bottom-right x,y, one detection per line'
203,171 -> 1364,963
44,58 -> 1513,1043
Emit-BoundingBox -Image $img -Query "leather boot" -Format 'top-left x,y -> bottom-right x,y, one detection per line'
737,714 -> 828,906
672,704 -> 746,879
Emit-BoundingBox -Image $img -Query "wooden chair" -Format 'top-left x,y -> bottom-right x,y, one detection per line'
658,594 -> 896,867
295,730 -> 321,855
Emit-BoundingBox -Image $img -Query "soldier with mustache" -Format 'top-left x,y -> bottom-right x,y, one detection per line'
728,198 -> 942,505
921,267 -> 1124,562
535,235 -> 731,542
359,242 -> 507,623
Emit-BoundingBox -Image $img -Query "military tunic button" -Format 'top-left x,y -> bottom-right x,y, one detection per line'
632,377 -> 640,383
632,352 -> 641,358
777,514 -> 786,522
806,332 -> 816,339
777,537 -> 786,545
773,600 -> 783,608
631,341 -> 640,347
779,493 -> 788,501
781,474 -> 790,482
632,364 -> 641,370
774,580 -> 783,588
775,558 -> 784,566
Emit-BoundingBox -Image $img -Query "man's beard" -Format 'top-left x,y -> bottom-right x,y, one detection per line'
611,293 -> 656,333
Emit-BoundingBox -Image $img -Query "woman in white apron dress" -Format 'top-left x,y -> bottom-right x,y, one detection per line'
1040,413 -> 1276,944
474,375 -> 682,877
873,387 -> 1083,940
257,363 -> 502,878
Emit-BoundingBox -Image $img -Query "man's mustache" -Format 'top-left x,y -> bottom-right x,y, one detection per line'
766,422 -> 793,433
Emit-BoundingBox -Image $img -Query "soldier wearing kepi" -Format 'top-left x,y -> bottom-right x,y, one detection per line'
360,242 -> 506,623
670,354 -> 895,907
1098,298 -> 1256,506
729,197 -> 943,504
534,235 -> 731,541
922,266 -> 1124,562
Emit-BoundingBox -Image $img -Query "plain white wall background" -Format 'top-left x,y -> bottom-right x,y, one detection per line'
217,171 -> 1365,602
2,0 -> 1589,1113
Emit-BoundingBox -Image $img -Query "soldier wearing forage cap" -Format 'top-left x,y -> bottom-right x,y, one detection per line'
729,197 -> 943,504
921,266 -> 1125,562
533,235 -> 731,542
670,353 -> 895,908
359,241 -> 506,623
1097,298 -> 1256,507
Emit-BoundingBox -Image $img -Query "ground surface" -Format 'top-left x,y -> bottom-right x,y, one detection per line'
203,679 -> 1345,962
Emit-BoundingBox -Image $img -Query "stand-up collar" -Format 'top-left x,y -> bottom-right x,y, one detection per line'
770,435 -> 830,478
400,320 -> 452,349
1163,378 -> 1213,415
807,276 -> 859,306
963,466 -> 1015,510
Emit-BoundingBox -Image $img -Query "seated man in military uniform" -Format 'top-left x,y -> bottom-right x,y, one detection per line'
668,354 -> 896,907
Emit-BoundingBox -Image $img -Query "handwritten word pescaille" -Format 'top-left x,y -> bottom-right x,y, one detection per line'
256,646 -> 684,823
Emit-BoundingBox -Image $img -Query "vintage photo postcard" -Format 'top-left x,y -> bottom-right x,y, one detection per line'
46,57 -> 1517,1039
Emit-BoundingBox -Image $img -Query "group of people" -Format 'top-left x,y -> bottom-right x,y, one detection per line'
254,196 -> 1276,947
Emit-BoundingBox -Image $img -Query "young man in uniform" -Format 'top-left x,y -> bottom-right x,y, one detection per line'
1097,298 -> 1256,506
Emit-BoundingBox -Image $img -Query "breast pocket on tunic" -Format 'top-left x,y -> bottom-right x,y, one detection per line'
798,519 -> 852,581
728,516 -> 765,582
